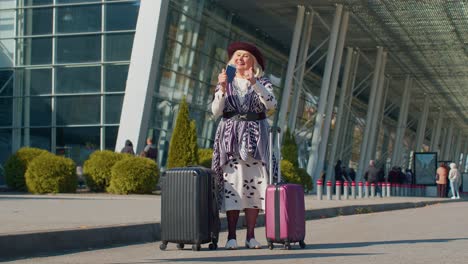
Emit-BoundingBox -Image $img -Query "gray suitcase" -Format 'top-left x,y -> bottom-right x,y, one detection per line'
159,167 -> 219,251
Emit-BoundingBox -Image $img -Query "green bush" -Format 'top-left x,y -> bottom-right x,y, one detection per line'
4,147 -> 49,191
296,167 -> 313,192
198,148 -> 213,168
167,97 -> 199,168
282,128 -> 298,167
25,153 -> 77,194
280,160 -> 301,184
83,150 -> 129,192
107,157 -> 158,194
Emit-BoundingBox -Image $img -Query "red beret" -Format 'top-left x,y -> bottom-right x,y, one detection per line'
227,41 -> 265,70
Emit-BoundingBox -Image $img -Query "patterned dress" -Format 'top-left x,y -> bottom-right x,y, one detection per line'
211,76 -> 277,212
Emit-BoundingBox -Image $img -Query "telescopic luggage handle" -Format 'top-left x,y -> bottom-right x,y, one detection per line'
269,127 -> 281,185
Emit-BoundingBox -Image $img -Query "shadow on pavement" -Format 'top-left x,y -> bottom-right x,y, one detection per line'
308,237 -> 468,249
151,252 -> 378,262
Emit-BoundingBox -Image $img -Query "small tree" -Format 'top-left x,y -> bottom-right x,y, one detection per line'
282,128 -> 298,167
167,97 -> 199,168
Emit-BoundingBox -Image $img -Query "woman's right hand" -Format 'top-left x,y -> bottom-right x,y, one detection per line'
218,69 -> 227,93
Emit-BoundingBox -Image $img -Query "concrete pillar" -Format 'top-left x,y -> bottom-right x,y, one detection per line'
277,5 -> 305,133
415,95 -> 430,152
365,51 -> 388,164
289,11 -> 314,132
357,47 -> 384,181
391,76 -> 412,167
116,0 -> 170,152
314,10 -> 349,182
327,47 -> 354,182
443,122 -> 454,160
307,5 -> 343,189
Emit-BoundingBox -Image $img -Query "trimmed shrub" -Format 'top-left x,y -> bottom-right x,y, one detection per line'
198,148 -> 213,168
83,150 -> 129,192
25,153 -> 77,194
280,160 -> 301,184
4,147 -> 49,191
282,128 -> 298,167
167,97 -> 199,168
107,156 -> 158,194
297,167 -> 313,192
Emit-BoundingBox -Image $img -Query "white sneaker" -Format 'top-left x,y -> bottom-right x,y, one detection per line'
225,239 -> 238,250
456,196 -> 460,199
451,196 -> 456,199
245,238 -> 262,249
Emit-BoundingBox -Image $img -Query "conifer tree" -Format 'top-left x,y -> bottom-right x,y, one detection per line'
282,128 -> 298,167
167,97 -> 199,168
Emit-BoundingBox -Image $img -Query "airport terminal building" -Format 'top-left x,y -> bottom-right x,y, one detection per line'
0,0 -> 467,186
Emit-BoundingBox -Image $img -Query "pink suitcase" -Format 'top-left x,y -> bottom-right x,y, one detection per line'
265,127 -> 306,250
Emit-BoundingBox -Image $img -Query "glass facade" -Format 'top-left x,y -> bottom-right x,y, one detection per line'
0,0 -> 438,188
0,0 -> 140,168
0,0 -> 324,179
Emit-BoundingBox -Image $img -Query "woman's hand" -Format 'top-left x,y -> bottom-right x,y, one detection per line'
218,69 -> 227,93
244,67 -> 256,85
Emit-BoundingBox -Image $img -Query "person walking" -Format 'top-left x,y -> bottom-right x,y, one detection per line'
364,160 -> 381,195
436,163 -> 448,198
140,137 -> 158,162
120,139 -> 135,155
448,162 -> 461,199
211,41 -> 277,250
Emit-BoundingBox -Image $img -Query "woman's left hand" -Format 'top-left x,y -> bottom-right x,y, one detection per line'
244,67 -> 256,85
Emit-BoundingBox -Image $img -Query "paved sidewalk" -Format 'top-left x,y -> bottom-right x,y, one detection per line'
0,192 -> 459,261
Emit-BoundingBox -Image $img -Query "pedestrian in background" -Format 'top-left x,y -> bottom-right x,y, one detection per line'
448,163 -> 461,199
364,160 -> 381,195
140,137 -> 158,162
120,139 -> 135,155
436,163 -> 448,198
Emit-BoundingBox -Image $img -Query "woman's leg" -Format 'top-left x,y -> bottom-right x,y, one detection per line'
450,181 -> 456,198
441,184 -> 447,198
226,210 -> 240,240
245,208 -> 259,241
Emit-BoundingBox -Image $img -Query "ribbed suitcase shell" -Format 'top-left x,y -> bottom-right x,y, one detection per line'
160,167 -> 219,250
265,183 -> 305,245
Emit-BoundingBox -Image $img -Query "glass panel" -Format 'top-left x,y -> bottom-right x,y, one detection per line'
19,37 -> 52,65
105,2 -> 140,31
0,98 -> 12,126
24,0 -> 53,6
0,71 -> 13,96
0,129 -> 12,166
25,68 -> 52,95
105,64 -> 128,92
105,126 -> 118,150
55,66 -> 101,94
56,35 -> 100,63
56,5 -> 101,33
23,8 -> 53,35
56,126 -> 100,165
105,33 -> 134,61
0,40 -> 14,68
29,128 -> 51,151
0,0 -> 15,9
29,97 -> 51,126
0,10 -> 15,38
105,94 -> 123,124
56,0 -> 99,3
56,95 -> 100,125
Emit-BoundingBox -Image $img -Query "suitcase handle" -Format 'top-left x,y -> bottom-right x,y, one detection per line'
269,127 -> 281,185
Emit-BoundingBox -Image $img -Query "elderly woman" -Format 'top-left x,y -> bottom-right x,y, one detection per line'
448,163 -> 461,199
211,42 -> 277,249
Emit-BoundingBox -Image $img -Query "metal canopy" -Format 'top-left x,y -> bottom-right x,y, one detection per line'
216,0 -> 468,133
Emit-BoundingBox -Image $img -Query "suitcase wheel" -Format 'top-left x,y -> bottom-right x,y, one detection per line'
299,240 -> 306,249
192,244 -> 201,251
284,241 -> 291,250
268,242 -> 274,250
159,242 -> 168,250
176,243 -> 184,250
208,243 -> 218,250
